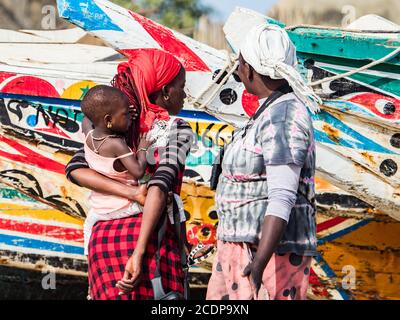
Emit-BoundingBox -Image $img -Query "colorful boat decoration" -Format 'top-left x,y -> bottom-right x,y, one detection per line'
0,183 -> 88,299
0,0 -> 399,299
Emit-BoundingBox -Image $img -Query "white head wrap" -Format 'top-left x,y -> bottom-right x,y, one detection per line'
240,24 -> 321,113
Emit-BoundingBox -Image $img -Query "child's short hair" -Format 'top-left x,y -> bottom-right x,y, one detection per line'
81,85 -> 127,125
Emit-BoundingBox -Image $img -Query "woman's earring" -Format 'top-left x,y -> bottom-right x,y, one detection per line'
107,122 -> 112,129
164,95 -> 170,101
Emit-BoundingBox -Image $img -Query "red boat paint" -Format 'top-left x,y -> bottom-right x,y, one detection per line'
0,72 -> 16,84
0,218 -> 83,242
1,76 -> 60,98
316,216 -> 348,233
348,92 -> 400,120
127,11 -> 211,73
242,90 -> 259,117
0,134 -> 65,175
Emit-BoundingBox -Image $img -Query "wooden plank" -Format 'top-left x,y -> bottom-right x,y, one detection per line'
0,29 -> 50,44
18,28 -> 86,43
0,28 -> 86,44
0,43 -> 119,64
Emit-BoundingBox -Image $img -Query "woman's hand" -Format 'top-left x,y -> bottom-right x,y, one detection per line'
127,185 -> 147,206
116,252 -> 143,295
123,186 -> 167,294
242,260 -> 264,298
242,216 -> 287,298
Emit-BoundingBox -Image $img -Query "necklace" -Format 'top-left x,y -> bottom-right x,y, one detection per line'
90,133 -> 122,154
91,134 -> 121,141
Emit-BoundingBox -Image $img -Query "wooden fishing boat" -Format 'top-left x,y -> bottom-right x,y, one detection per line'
0,0 -> 399,299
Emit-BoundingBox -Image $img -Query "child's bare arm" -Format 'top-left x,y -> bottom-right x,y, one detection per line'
82,116 -> 94,136
113,139 -> 148,179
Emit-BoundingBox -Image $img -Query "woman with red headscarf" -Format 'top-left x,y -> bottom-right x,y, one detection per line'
65,49 -> 193,300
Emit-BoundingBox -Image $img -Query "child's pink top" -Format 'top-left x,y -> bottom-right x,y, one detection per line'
84,130 -> 138,214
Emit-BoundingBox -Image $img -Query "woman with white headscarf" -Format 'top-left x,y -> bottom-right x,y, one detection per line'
206,24 -> 320,300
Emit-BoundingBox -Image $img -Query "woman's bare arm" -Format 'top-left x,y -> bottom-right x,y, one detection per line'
134,186 -> 166,254
134,120 -> 193,254
70,168 -> 138,201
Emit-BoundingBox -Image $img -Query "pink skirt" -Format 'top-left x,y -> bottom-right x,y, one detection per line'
206,240 -> 311,300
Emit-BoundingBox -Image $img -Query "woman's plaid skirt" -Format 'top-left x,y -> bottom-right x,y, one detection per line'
88,213 -> 184,300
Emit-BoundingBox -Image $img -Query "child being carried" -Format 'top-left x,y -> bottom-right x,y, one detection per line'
80,85 -> 152,255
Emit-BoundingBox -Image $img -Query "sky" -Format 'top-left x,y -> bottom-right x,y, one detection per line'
201,0 -> 279,22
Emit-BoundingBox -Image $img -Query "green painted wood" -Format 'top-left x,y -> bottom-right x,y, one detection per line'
287,27 -> 400,66
0,188 -> 34,201
266,17 -> 286,28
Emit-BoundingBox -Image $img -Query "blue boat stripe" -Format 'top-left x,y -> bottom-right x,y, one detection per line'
177,110 -> 220,122
317,219 -> 371,245
314,254 -> 351,300
312,110 -> 397,155
0,233 -> 84,255
57,0 -> 123,32
2,94 -> 397,156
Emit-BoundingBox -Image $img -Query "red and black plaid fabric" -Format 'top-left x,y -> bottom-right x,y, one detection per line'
88,213 -> 184,300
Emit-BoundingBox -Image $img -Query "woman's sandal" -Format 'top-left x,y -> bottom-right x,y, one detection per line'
187,243 -> 216,267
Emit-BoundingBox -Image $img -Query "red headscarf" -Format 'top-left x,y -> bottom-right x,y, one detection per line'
113,48 -> 182,136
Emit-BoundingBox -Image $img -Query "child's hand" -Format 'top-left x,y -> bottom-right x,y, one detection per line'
138,133 -> 154,150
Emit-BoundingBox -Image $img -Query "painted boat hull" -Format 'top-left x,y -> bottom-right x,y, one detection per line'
0,1 -> 399,299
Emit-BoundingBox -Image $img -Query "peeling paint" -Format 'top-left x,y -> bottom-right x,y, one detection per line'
322,123 -> 341,143
361,151 -> 377,166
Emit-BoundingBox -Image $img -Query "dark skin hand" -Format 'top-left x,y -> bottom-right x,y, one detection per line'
70,167 -> 175,205
242,215 -> 287,298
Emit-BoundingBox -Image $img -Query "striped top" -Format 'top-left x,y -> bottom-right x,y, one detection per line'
65,118 -> 193,196
146,118 -> 193,194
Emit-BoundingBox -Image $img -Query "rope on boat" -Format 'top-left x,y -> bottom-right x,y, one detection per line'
308,46 -> 400,87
